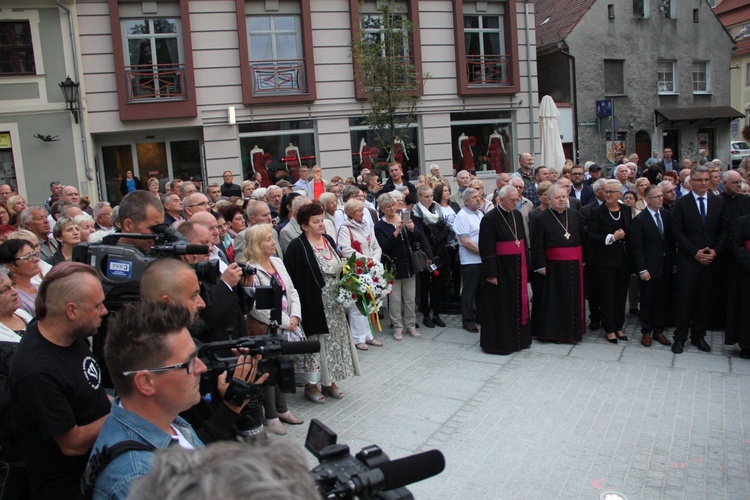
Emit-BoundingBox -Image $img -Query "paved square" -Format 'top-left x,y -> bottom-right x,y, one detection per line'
276,312 -> 750,500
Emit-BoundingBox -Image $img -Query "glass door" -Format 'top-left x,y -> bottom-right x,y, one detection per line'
101,144 -> 134,204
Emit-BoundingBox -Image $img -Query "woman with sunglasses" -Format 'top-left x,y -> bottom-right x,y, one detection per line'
0,239 -> 41,316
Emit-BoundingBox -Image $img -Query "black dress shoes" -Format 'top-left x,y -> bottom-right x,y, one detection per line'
691,338 -> 711,352
432,316 -> 446,328
671,339 -> 685,354
422,316 -> 435,328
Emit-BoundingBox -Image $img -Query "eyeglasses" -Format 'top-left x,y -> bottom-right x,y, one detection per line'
0,282 -> 15,295
647,194 -> 663,199
604,190 -> 620,195
188,201 -> 209,208
15,250 -> 40,262
122,355 -> 197,377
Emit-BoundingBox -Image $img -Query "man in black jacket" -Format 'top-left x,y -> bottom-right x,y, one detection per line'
381,162 -> 416,196
671,166 -> 730,354
629,185 -> 675,347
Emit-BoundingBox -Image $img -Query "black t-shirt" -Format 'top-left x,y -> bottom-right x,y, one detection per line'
10,321 -> 111,499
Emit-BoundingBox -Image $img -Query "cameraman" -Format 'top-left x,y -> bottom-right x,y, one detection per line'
86,300 -> 267,499
116,191 -> 165,254
139,258 -> 262,443
176,221 -> 250,343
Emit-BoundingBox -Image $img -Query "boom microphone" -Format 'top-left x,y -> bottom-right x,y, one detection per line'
279,340 -> 321,355
378,449 -> 446,491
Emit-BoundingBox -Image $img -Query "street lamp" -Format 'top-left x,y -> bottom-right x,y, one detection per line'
59,76 -> 80,124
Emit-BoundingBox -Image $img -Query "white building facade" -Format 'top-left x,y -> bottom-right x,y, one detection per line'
75,0 -> 539,203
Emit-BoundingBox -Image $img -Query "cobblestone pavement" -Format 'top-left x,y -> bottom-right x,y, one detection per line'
276,308 -> 750,500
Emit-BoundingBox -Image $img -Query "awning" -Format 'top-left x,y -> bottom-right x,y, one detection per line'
655,106 -> 743,126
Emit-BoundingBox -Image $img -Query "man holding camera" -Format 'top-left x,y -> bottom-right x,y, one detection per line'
86,300 -> 266,499
176,221 -> 248,343
139,258 -> 265,439
118,191 -> 165,253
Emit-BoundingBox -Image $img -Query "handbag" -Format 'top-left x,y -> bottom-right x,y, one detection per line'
406,231 -> 429,273
246,315 -> 269,336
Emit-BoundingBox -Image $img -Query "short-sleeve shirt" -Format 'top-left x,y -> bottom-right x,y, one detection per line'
454,207 -> 483,265
10,321 -> 111,499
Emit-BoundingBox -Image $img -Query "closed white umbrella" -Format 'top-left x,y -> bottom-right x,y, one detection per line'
538,95 -> 567,171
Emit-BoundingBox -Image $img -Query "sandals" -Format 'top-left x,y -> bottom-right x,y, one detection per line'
355,342 -> 369,351
321,384 -> 344,399
393,330 -> 404,341
366,339 -> 383,347
304,387 -> 326,404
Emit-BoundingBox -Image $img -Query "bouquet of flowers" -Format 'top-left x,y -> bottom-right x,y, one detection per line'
335,254 -> 394,334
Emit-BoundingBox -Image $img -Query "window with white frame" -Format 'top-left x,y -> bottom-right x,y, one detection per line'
657,60 -> 676,93
633,0 -> 649,18
464,10 -> 507,86
692,61 -> 709,93
122,18 -> 185,101
359,1 -> 412,88
247,15 -> 304,94
661,0 -> 676,19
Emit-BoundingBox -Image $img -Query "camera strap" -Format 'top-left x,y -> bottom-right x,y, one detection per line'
80,441 -> 156,499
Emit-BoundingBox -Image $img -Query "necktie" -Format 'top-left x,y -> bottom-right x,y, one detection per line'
698,196 -> 706,222
655,211 -> 663,237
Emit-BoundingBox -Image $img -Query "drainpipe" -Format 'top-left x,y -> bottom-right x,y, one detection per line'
524,0 -> 534,155
55,0 -> 93,183
560,46 -> 579,163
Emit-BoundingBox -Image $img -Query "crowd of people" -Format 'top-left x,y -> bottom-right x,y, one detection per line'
0,150 -> 749,498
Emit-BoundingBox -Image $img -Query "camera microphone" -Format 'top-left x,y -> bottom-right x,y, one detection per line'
326,449 -> 445,499
279,340 -> 320,355
379,449 -> 446,490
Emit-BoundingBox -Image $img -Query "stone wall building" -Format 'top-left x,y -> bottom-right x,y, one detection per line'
536,0 -> 739,170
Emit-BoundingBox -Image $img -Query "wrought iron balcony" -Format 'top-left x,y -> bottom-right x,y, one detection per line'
125,64 -> 187,102
466,54 -> 511,86
250,59 -> 306,95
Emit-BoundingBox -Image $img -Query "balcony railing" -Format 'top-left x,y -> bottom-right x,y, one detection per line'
125,63 -> 187,102
466,54 -> 511,86
250,59 -> 306,96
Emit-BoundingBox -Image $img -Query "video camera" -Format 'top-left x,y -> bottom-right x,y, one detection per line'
72,223 -> 214,303
306,419 -> 446,499
197,335 -> 321,394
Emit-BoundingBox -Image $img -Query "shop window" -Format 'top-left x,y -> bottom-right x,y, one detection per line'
450,112 -> 513,175
349,117 -> 420,181
239,120 -> 316,187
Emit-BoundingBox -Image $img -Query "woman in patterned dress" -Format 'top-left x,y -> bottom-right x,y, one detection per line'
284,203 -> 361,403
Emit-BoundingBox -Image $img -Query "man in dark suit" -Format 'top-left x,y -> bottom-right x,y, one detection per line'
556,177 -> 582,211
629,185 -> 675,347
671,166 -> 730,354
570,165 -> 595,206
